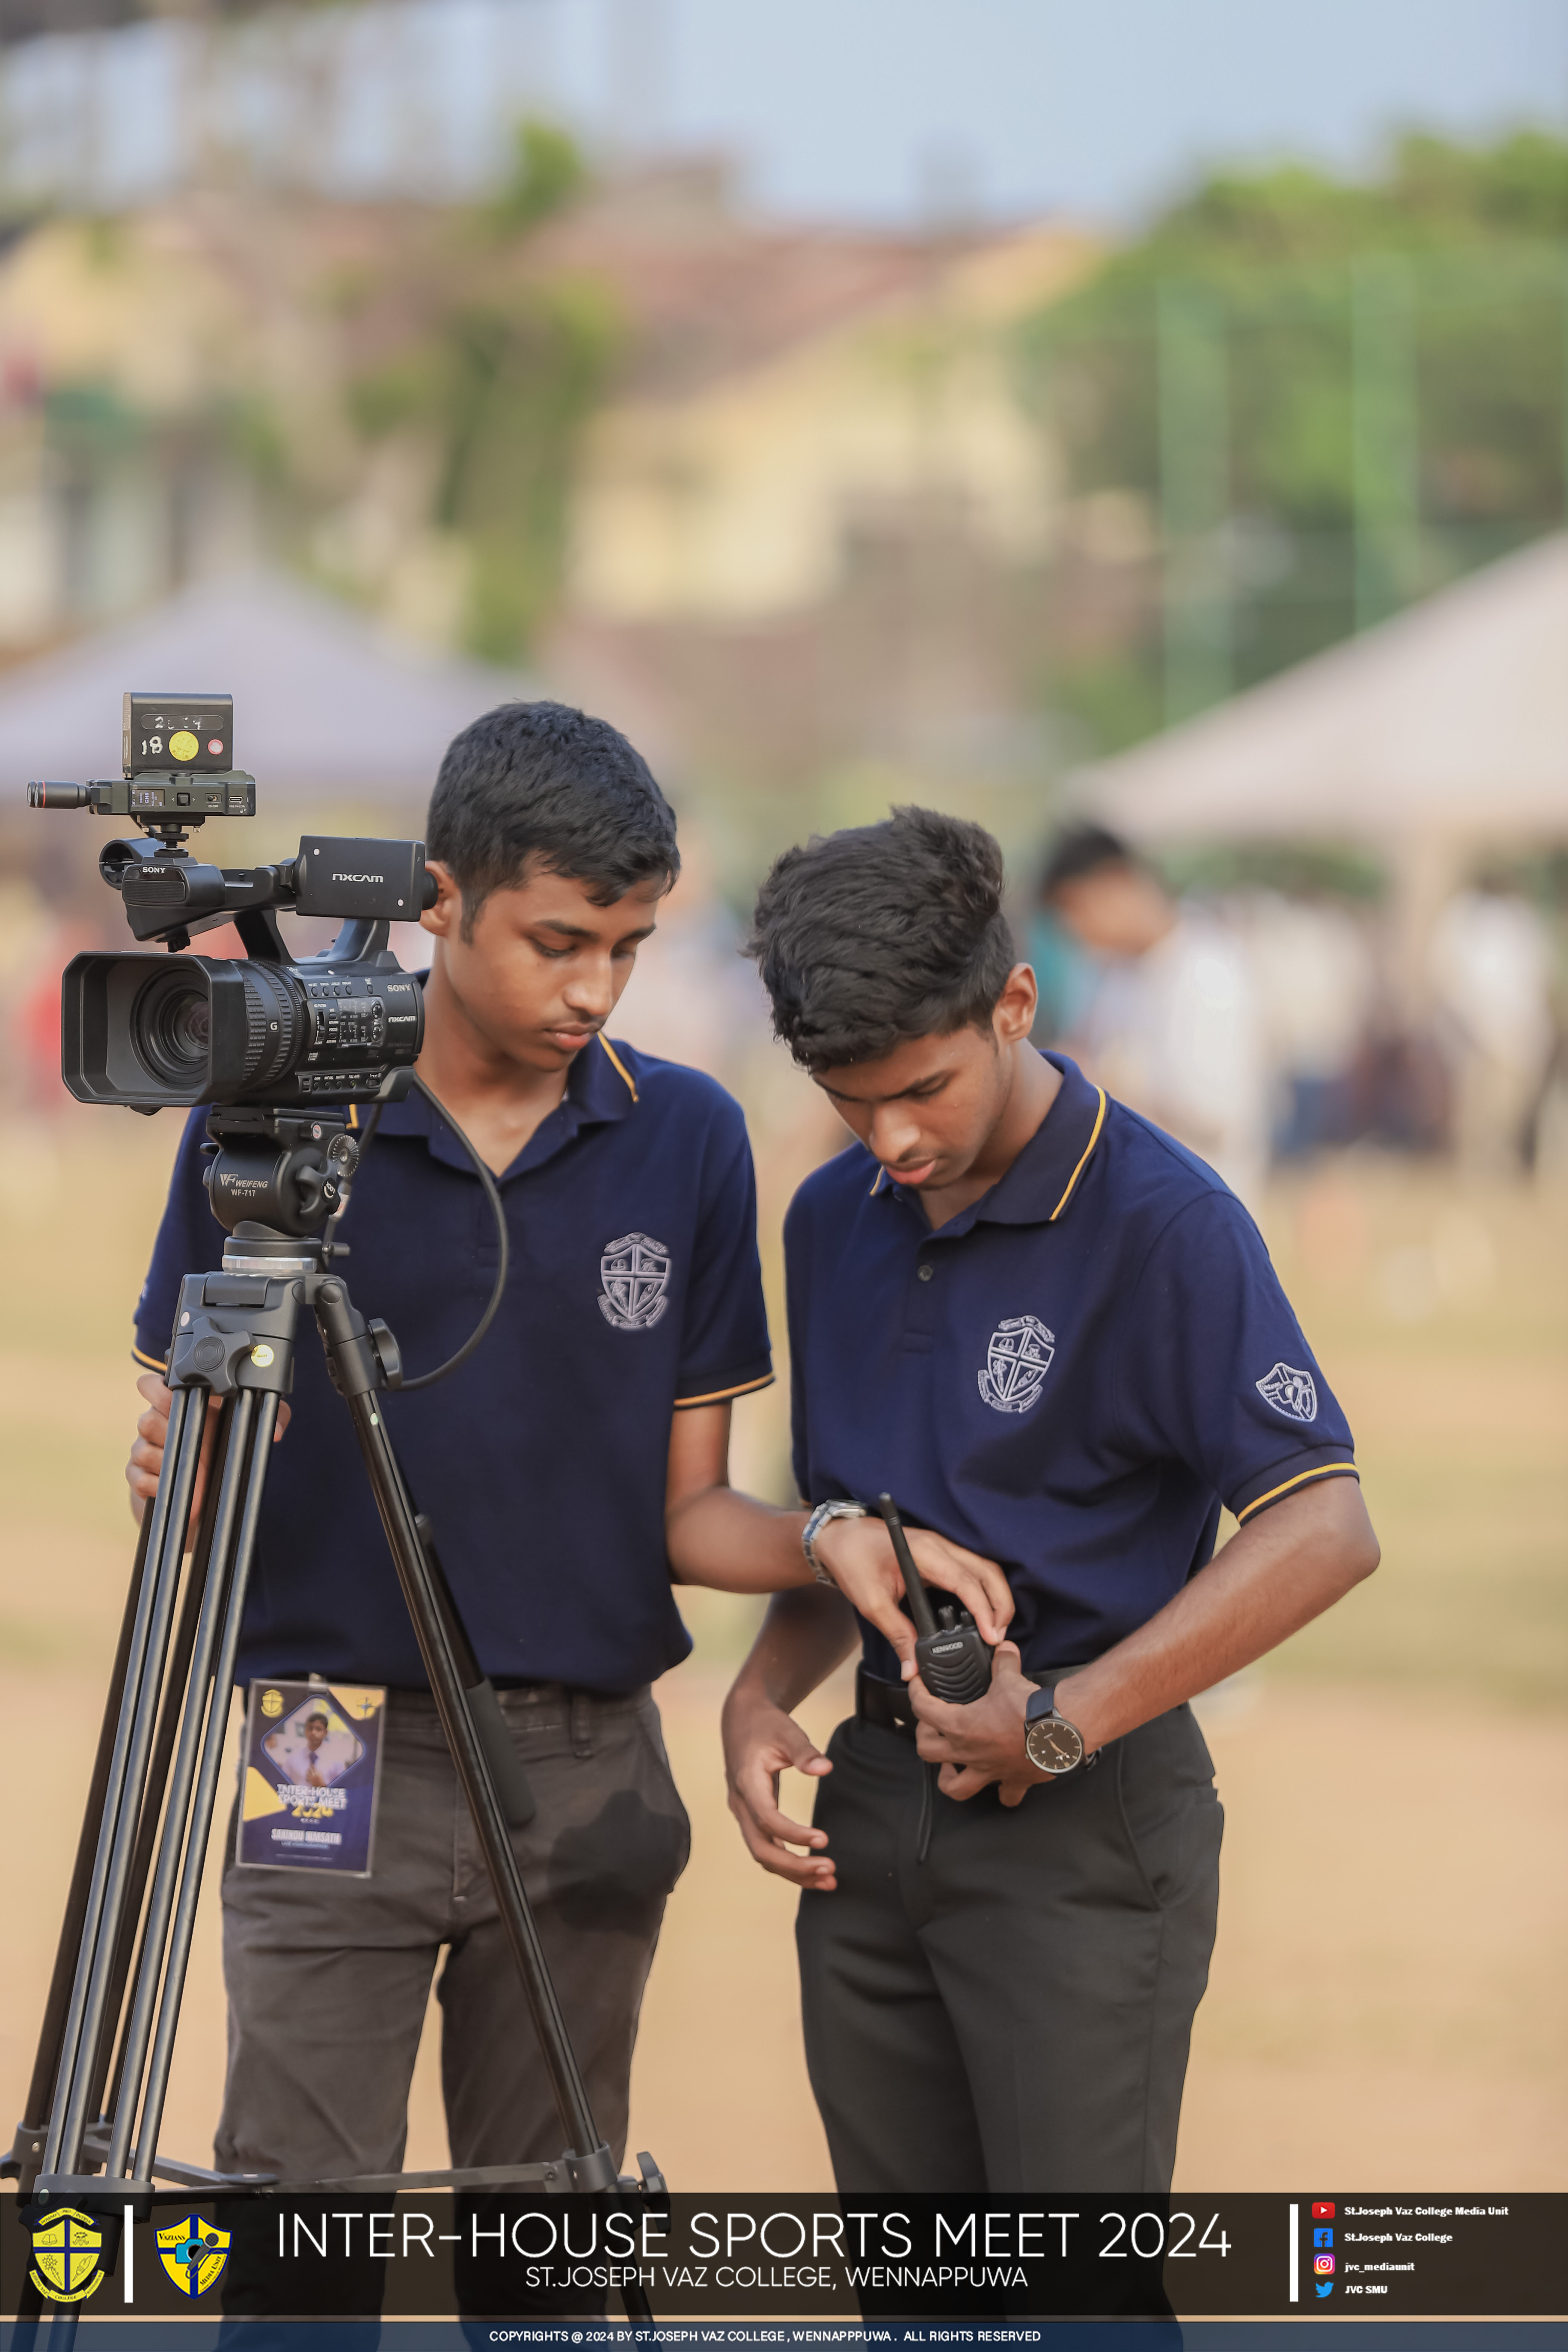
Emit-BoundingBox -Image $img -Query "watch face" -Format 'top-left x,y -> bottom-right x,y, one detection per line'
1026,1715 -> 1085,1774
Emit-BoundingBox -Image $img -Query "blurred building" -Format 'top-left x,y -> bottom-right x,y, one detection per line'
0,159 -> 1096,827
0,209 -> 252,643
544,172 -> 1095,795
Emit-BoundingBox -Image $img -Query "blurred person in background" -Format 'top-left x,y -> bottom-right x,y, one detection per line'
1040,826 -> 1268,1207
1024,890 -> 1096,1045
1428,871 -> 1556,1177
1236,887 -> 1377,1160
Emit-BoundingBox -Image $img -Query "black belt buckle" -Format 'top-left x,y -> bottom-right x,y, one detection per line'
855,1668 -> 919,1741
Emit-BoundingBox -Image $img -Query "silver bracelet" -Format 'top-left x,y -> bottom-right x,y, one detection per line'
801,1498 -> 866,1586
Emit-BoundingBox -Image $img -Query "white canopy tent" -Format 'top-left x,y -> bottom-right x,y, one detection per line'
1077,530 -> 1568,847
1073,532 -> 1568,1016
0,570 -> 533,810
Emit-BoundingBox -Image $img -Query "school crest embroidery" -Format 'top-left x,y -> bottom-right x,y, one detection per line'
157,2214 -> 231,2298
29,2208 -> 104,2305
1256,1361 -> 1318,1422
977,1315 -> 1056,1415
598,1233 -> 673,1331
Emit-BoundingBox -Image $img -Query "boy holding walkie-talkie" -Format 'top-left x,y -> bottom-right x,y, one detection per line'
719,808 -> 1380,2196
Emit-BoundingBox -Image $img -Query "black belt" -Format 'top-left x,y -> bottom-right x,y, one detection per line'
856,1668 -> 920,1739
855,1663 -> 1092,1741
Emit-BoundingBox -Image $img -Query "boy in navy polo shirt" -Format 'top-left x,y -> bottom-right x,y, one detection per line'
126,702 -> 807,2188
720,807 -> 1381,2193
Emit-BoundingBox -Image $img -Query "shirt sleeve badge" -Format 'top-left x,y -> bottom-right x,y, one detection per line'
978,1314 -> 1056,1414
1256,1361 -> 1318,1422
599,1232 -> 674,1331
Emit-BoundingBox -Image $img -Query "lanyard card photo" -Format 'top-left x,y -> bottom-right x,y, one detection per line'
235,1680 -> 386,1876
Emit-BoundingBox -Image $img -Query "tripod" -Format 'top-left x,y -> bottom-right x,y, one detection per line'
6,1106 -> 662,2318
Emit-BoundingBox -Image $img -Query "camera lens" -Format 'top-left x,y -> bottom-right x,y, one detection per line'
131,966 -> 212,1088
240,963 -> 299,1089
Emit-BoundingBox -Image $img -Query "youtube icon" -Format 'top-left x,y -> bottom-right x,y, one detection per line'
1313,2202 -> 1336,2219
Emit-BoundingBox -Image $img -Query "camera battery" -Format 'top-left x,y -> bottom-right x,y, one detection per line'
124,692 -> 234,776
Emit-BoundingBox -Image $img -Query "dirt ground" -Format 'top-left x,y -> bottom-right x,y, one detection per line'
1,1121 -> 1563,2192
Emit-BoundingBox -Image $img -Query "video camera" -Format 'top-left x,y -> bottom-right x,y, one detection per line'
30,692 -> 429,1116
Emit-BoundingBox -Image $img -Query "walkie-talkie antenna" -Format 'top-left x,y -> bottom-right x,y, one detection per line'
877,1493 -> 937,1640
876,1491 -> 995,1706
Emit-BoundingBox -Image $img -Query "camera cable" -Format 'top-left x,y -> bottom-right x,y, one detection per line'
323,1072 -> 510,1392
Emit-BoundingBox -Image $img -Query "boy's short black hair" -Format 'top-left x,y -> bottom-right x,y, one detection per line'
1038,822 -> 1135,899
747,806 -> 1017,1071
427,700 -> 679,933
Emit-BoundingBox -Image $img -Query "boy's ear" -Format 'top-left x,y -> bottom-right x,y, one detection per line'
420,860 -> 464,939
993,962 -> 1038,1045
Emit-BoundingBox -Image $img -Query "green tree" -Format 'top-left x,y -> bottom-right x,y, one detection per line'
490,119 -> 590,236
1021,130 -> 1568,751
346,123 -> 619,663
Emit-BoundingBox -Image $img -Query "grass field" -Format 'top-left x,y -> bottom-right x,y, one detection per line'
1,1118 -> 1563,2192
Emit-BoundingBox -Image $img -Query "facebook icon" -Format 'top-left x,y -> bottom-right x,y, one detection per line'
1314,2228 -> 1334,2247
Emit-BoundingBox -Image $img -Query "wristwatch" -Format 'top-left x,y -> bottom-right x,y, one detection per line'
801,1498 -> 866,1586
1024,1683 -> 1095,1777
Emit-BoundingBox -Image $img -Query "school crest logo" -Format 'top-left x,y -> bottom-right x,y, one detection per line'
157,2213 -> 231,2298
598,1233 -> 673,1332
977,1315 -> 1056,1415
29,2207 -> 104,2304
1256,1361 -> 1318,1422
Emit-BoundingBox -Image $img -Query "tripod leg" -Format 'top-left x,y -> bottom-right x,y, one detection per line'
91,1398 -> 235,2128
414,1513 -> 536,1828
40,1385 -> 207,2179
104,1392 -> 261,2180
132,1394 -> 278,2184
7,1506 -> 150,2187
314,1278 -> 611,2183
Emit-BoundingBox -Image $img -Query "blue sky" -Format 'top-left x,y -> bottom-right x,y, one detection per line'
6,0 -> 1565,221
548,0 -> 1568,225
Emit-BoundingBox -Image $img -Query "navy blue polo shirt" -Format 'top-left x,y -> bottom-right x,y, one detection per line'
134,1034 -> 772,1693
786,1052 -> 1358,1683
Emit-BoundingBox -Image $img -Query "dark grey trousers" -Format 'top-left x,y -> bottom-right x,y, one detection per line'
215,1682 -> 690,2182
796,1701 -> 1222,2193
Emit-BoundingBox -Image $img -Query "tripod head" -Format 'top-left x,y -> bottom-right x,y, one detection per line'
199,1075 -> 506,1398
203,1109 -> 359,1243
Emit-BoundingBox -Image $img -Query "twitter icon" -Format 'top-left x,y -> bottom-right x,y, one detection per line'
1315,2283 -> 1334,2300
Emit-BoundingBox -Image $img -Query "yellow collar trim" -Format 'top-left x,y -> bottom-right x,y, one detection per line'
597,1034 -> 639,1102
1048,1086 -> 1107,1222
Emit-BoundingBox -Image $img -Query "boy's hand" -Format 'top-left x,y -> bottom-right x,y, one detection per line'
127,1372 -> 290,1525
811,1512 -> 1012,1668
906,1641 -> 1043,1806
721,1680 -> 837,1891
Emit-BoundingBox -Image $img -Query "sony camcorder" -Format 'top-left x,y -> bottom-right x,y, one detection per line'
30,692 -> 430,1113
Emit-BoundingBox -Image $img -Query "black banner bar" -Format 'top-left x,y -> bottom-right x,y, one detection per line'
3,2193 -> 1562,2323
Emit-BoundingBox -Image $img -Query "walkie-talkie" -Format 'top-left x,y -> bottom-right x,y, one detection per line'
877,1493 -> 993,1706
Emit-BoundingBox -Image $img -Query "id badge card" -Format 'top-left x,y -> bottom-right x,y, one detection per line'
236,1680 -> 386,1876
